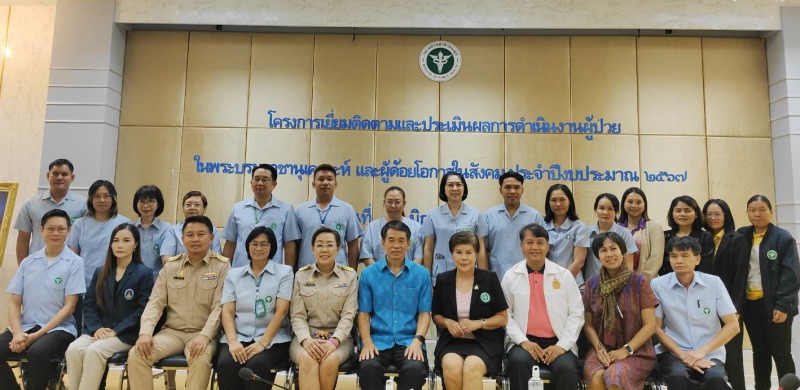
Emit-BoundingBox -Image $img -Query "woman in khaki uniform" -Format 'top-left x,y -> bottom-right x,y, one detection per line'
290,227 -> 358,390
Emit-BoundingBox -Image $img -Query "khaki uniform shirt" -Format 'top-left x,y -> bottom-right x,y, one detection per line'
140,251 -> 230,340
290,263 -> 357,344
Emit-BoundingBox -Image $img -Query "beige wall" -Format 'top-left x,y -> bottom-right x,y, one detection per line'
117,33 -> 774,235
0,5 -> 57,329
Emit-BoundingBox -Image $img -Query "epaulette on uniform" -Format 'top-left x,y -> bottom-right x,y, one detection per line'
167,254 -> 183,262
211,253 -> 229,262
298,264 -> 313,271
338,264 -> 355,272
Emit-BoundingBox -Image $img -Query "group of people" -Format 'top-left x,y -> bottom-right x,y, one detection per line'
0,158 -> 796,390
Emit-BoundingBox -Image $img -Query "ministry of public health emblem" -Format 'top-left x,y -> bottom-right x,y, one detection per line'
420,40 -> 461,82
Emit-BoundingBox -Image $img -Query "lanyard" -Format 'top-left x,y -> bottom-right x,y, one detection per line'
253,271 -> 265,299
317,207 -> 331,225
253,207 -> 266,225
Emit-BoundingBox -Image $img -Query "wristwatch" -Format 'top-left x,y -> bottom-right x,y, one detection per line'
480,318 -> 487,329
415,335 -> 426,344
624,344 -> 634,356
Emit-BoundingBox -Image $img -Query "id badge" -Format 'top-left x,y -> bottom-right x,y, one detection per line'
255,299 -> 267,318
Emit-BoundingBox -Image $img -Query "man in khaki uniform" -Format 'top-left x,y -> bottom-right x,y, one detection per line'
128,215 -> 230,390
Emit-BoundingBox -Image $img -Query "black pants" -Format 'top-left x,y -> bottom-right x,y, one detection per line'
507,336 -> 579,390
216,341 -> 290,390
744,298 -> 795,390
0,326 -> 75,390
358,344 -> 428,390
724,317 -> 745,390
658,353 -> 730,390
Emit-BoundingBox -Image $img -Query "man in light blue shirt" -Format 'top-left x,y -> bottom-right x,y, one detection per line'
14,158 -> 86,264
0,209 -> 86,390
478,170 -> 545,279
295,164 -> 362,268
358,220 -> 431,390
651,236 -> 739,390
221,164 -> 301,268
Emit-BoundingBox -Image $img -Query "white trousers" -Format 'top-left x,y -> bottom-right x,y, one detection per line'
65,334 -> 132,390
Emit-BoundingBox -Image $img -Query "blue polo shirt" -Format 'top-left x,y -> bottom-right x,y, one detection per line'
420,203 -> 485,284
478,203 -> 545,279
13,190 -> 87,254
544,218 -> 590,285
221,197 -> 302,267
66,214 -> 131,285
221,261 -> 294,345
583,223 -> 638,282
295,196 -> 363,267
359,217 -> 423,263
7,245 -> 86,337
160,221 -> 222,258
358,259 -> 432,351
135,217 -> 172,276
651,272 -> 736,362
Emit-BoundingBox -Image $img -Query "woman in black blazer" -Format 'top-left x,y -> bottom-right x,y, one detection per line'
738,195 -> 800,390
65,223 -> 155,390
702,199 -> 749,390
659,195 -> 714,276
432,231 -> 508,389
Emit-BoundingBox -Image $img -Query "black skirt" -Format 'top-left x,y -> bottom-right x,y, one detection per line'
435,338 -> 501,377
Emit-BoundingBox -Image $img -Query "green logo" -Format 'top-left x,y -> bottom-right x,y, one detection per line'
480,292 -> 490,303
767,250 -> 778,260
420,41 -> 462,82
335,223 -> 343,231
703,307 -> 711,315
270,222 -> 277,229
265,296 -> 273,303
54,276 -> 63,285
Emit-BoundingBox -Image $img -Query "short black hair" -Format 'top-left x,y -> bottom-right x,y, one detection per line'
702,199 -> 736,233
41,209 -> 71,228
182,215 -> 214,234
48,158 -> 74,172
438,172 -> 468,202
518,223 -> 549,242
133,185 -> 165,217
252,163 -> 278,180
245,226 -> 279,261
590,231 -> 628,259
747,195 -> 773,211
666,235 -> 702,256
449,231 -> 480,253
313,164 -> 337,179
87,180 -> 119,217
381,220 -> 412,241
312,226 -> 341,247
619,187 -> 650,223
594,193 -> 620,222
544,183 -> 579,223
499,170 -> 524,186
667,195 -> 703,232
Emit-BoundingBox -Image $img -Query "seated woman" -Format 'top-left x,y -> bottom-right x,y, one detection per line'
217,226 -> 293,390
290,227 -> 358,390
65,223 -> 154,390
0,209 -> 85,390
432,231 -> 508,390
583,232 -> 658,390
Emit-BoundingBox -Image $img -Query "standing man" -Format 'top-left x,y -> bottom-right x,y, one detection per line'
295,164 -> 362,268
128,215 -> 230,390
221,163 -> 301,268
478,171 -> 545,278
14,158 -> 87,264
651,236 -> 739,390
357,220 -> 431,390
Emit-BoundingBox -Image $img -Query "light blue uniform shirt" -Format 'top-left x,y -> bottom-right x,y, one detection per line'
221,197 -> 302,268
135,217 -> 172,276
358,259 -> 432,351
544,218 -> 590,285
478,203 -> 545,279
7,245 -> 86,337
420,203 -> 485,285
295,196 -> 363,268
359,217 -> 423,263
13,190 -> 87,255
160,221 -> 222,258
67,214 -> 131,285
221,261 -> 294,345
651,272 -> 736,362
583,223 -> 638,282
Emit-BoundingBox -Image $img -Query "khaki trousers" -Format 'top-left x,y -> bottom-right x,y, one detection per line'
127,328 -> 217,390
65,334 -> 132,390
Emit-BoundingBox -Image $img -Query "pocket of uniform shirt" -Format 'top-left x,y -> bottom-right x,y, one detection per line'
299,287 -> 318,311
48,273 -> 67,290
331,286 -> 349,311
197,280 -> 217,303
167,279 -> 187,301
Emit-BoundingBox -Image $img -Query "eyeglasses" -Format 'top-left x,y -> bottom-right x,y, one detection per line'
92,194 -> 112,200
384,200 -> 403,206
44,227 -> 68,234
137,199 -> 157,205
248,242 -> 270,249
252,178 -> 273,184
704,212 -> 724,219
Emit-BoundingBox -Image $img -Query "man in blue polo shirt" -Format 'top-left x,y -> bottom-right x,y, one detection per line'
358,220 -> 431,390
651,236 -> 739,390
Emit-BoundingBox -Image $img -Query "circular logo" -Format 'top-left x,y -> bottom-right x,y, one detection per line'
335,223 -> 343,231
420,41 -> 462,82
703,307 -> 711,315
480,292 -> 490,303
54,276 -> 63,285
767,250 -> 778,260
565,235 -> 572,240
124,289 -> 134,301
265,296 -> 273,303
153,244 -> 160,252
270,222 -> 277,229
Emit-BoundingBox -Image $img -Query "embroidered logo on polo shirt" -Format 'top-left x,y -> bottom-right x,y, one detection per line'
767,250 -> 778,260
54,276 -> 63,285
270,222 -> 277,229
480,292 -> 490,303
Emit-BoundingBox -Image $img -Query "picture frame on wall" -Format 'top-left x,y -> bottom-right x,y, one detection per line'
0,183 -> 18,267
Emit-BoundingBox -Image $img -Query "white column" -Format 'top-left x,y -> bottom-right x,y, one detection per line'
767,6 -> 800,367
40,0 -> 126,194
